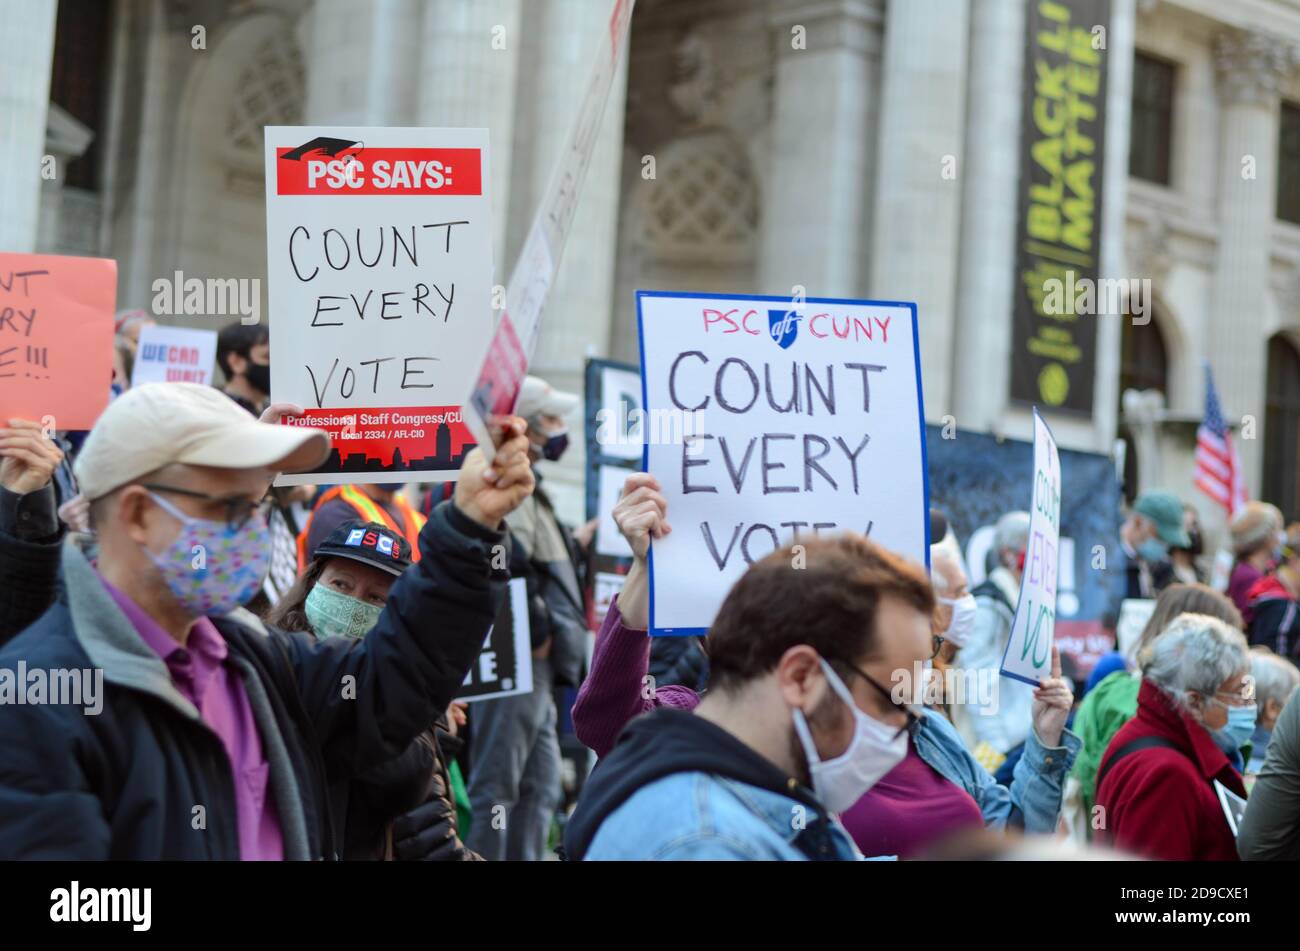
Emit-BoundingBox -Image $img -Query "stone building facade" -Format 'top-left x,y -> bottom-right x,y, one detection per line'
3,0 -> 1299,531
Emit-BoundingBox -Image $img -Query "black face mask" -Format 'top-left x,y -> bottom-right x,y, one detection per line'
540,431 -> 569,462
244,359 -> 271,395
1183,529 -> 1204,558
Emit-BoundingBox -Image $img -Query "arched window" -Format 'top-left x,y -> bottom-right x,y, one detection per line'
1119,314 -> 1170,400
1118,315 -> 1170,504
1264,334 -> 1300,521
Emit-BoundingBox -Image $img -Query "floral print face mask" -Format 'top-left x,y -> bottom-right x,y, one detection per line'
145,491 -> 270,618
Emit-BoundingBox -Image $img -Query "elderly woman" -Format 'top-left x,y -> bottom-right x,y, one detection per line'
1238,653 -> 1300,859
1228,501 -> 1285,626
1070,583 -> 1242,825
1095,614 -> 1252,860
1245,648 -> 1300,774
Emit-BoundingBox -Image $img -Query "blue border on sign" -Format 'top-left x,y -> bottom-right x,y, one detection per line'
636,289 -> 930,638
998,406 -> 1059,687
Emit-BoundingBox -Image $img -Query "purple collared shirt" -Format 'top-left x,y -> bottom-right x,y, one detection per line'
99,575 -> 284,860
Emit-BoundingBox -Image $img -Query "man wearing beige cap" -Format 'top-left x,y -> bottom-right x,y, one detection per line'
0,382 -> 535,860
467,374 -> 590,861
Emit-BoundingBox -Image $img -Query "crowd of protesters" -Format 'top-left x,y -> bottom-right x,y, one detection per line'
1,315 -> 1300,861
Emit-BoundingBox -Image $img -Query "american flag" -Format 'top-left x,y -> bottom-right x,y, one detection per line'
1194,363 -> 1248,515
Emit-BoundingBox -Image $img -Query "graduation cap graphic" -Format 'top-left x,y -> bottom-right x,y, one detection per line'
279,136 -> 362,162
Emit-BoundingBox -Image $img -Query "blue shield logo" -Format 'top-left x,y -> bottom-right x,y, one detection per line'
768,309 -> 799,350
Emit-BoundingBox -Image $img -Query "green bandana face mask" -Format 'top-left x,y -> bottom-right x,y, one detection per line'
305,583 -> 384,640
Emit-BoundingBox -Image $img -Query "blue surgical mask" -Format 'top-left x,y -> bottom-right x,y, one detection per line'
305,583 -> 383,639
1137,537 -> 1168,562
1209,701 -> 1258,754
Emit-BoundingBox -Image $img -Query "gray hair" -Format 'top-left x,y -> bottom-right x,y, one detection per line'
994,511 -> 1031,555
1145,614 -> 1249,713
1250,650 -> 1300,710
930,531 -> 965,595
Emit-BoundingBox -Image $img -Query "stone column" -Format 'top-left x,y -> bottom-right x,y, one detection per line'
0,0 -> 58,252
951,0 -> 1025,436
1092,0 -> 1135,453
506,0 -> 630,520
868,0 -> 970,421
759,0 -> 880,299
303,0 -> 422,125
416,0 -> 522,267
1210,30 -> 1294,493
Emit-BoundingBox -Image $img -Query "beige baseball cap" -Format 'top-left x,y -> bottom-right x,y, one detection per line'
74,383 -> 330,501
516,375 -> 579,420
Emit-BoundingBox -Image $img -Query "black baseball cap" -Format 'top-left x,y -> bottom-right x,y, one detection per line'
312,519 -> 413,577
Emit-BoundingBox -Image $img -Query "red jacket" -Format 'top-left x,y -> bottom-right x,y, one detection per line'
1095,680 -> 1245,861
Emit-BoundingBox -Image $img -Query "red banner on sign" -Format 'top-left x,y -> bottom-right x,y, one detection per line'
275,148 -> 483,196
281,405 -> 475,477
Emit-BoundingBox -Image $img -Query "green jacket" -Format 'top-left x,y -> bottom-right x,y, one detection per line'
1071,670 -> 1141,830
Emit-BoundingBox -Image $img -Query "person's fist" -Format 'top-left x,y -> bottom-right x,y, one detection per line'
259,402 -> 304,426
612,473 -> 671,561
58,493 -> 91,534
0,419 -> 63,496
454,416 -> 535,529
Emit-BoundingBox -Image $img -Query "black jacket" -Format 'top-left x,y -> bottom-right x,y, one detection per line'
343,716 -> 480,861
649,636 -> 709,692
0,484 -> 64,645
0,500 -> 507,859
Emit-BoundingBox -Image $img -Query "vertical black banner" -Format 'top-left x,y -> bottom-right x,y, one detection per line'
1010,0 -> 1110,415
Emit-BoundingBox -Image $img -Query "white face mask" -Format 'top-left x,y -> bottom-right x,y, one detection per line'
791,659 -> 909,814
937,593 -> 977,649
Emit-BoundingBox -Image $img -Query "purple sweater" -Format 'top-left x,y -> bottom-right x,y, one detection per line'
571,597 -> 700,756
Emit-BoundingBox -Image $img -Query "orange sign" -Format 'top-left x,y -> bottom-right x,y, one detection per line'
0,252 -> 117,430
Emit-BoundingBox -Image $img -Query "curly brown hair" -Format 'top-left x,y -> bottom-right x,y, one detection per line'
705,534 -> 934,693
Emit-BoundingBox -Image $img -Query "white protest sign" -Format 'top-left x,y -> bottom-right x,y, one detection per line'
598,363 -> 643,461
596,463 -> 634,558
1000,408 -> 1062,684
638,291 -> 929,635
264,126 -> 494,485
593,571 -> 626,628
465,0 -> 636,448
457,578 -> 533,702
131,325 -> 217,387
1116,597 -> 1155,661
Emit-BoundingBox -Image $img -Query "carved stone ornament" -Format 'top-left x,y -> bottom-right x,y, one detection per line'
1214,30 -> 1299,107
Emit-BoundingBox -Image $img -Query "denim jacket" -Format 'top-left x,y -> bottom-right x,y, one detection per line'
914,706 -> 1080,834
584,772 -> 861,860
583,712 -> 1078,860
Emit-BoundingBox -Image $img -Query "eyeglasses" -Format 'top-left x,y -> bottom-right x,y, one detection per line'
1209,689 -> 1256,709
837,660 -> 921,741
141,484 -> 272,531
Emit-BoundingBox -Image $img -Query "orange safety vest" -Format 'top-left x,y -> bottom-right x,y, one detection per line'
297,484 -> 427,571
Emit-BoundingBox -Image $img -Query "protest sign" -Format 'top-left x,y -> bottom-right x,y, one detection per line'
595,361 -> 643,462
457,578 -> 533,702
465,0 -> 636,450
583,357 -> 639,632
638,291 -> 929,635
131,325 -> 217,387
1116,598 -> 1155,661
264,126 -> 494,485
1000,408 -> 1063,685
0,252 -> 116,430
925,423 -> 1124,676
595,464 -> 634,559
